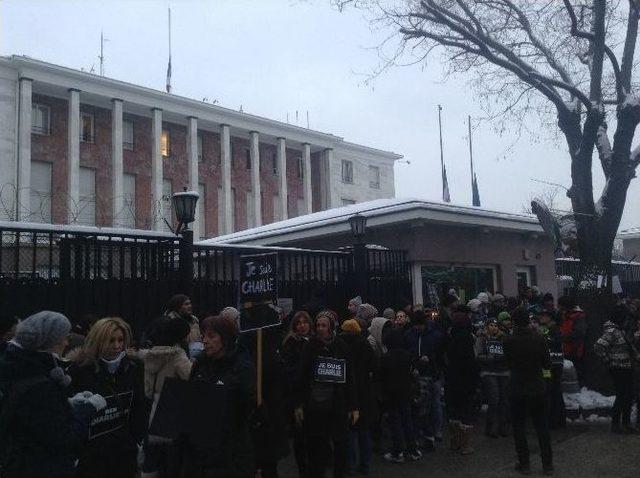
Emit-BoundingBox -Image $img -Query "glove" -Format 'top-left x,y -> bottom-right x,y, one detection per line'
349,410 -> 360,425
87,393 -> 107,412
68,392 -> 88,407
294,407 -> 304,426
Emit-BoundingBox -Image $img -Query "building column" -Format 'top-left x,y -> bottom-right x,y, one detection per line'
151,108 -> 164,231
186,116 -> 200,238
17,77 -> 32,221
220,124 -> 232,235
67,89 -> 81,223
111,98 -> 124,227
277,137 -> 288,220
250,131 -> 262,227
320,148 -> 334,210
302,143 -> 312,215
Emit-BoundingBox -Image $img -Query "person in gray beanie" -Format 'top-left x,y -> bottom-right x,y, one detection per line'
383,308 -> 396,321
0,310 -> 106,478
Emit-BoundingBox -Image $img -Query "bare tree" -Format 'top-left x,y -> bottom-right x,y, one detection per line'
337,0 -> 640,275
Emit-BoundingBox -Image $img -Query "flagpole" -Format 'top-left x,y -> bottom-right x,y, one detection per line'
166,7 -> 172,93
468,115 -> 474,196
437,105 -> 446,202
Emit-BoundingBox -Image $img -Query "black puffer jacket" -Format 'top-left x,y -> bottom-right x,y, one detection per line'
68,357 -> 147,478
445,319 -> 479,395
340,332 -> 376,430
182,348 -> 256,478
0,345 -> 94,478
504,327 -> 552,396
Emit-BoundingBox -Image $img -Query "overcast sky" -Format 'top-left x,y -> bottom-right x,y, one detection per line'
1,0 -> 638,231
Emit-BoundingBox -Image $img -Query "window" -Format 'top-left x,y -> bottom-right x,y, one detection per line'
197,134 -> 203,162
162,179 -> 173,231
31,104 -> 50,135
30,161 -> 52,223
369,165 -> 380,189
161,129 -> 171,158
231,143 -> 236,169
122,173 -> 136,228
516,266 -> 537,293
341,198 -> 356,206
80,113 -> 94,143
123,120 -> 134,150
198,183 -> 206,239
421,265 -> 496,307
297,156 -> 304,179
272,153 -> 278,175
245,148 -> 251,170
341,160 -> 353,183
77,167 -> 96,226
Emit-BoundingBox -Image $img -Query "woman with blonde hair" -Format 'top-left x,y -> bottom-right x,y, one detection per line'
69,317 -> 147,478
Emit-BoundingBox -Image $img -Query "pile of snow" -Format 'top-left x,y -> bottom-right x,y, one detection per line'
563,387 -> 615,411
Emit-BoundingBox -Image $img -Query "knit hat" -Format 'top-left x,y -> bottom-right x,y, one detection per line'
341,319 -> 362,335
316,310 -> 339,330
14,311 -> 71,352
477,292 -> 490,304
382,308 -> 395,320
497,311 -> 511,323
467,299 -> 482,312
356,303 -> 378,321
349,296 -> 363,307
220,306 -> 240,322
491,293 -> 505,303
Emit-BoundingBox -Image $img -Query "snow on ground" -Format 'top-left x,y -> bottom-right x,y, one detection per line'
564,387 -> 616,411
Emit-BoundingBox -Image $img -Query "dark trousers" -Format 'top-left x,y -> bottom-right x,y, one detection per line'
610,368 -> 634,427
547,368 -> 566,429
292,424 -> 307,477
388,403 -> 416,454
306,434 -> 347,478
347,429 -> 372,472
482,375 -> 510,434
510,394 -> 552,467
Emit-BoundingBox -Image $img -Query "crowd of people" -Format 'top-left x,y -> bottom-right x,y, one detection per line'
1,289 -> 639,478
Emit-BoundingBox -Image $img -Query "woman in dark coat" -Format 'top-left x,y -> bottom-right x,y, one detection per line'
281,311 -> 313,477
294,310 -> 359,478
69,317 -> 148,478
181,315 -> 256,478
0,311 -> 104,478
445,305 -> 480,455
339,318 -> 376,474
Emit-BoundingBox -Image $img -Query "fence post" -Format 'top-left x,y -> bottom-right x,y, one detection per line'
353,242 -> 368,300
179,229 -> 194,296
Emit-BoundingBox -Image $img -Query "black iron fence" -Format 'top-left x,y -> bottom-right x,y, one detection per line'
0,223 -> 412,335
555,258 -> 640,298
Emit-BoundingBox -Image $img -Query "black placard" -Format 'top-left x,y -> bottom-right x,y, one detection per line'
314,356 -> 347,384
239,253 -> 280,332
88,391 -> 133,440
149,378 -> 227,447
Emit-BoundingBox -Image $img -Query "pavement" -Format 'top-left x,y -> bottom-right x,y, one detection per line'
279,421 -> 640,478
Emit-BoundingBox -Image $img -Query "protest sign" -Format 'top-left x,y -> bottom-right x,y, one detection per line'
88,391 -> 133,440
239,253 -> 280,332
314,356 -> 347,384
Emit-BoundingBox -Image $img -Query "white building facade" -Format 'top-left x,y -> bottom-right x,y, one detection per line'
0,55 -> 401,238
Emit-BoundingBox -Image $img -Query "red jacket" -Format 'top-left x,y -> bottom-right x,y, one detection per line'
560,308 -> 587,359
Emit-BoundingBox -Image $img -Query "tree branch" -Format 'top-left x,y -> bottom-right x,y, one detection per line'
621,0 -> 640,92
596,121 -> 613,177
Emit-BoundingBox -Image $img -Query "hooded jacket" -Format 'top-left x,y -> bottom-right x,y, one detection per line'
141,345 -> 193,423
503,327 -> 551,396
404,320 -> 446,378
367,317 -> 390,359
594,321 -> 636,370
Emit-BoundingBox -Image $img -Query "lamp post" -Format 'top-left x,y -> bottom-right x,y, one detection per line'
172,187 -> 199,295
348,213 -> 368,300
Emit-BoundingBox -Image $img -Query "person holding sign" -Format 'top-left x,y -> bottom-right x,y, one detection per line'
181,315 -> 256,478
69,317 -> 148,478
294,310 -> 358,478
474,318 -> 510,438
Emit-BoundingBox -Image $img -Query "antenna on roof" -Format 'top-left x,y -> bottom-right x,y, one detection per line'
306,110 -> 309,128
296,110 -> 299,124
286,112 -> 289,123
98,30 -> 109,76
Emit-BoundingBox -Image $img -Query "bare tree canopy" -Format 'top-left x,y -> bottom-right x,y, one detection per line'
337,0 -> 640,270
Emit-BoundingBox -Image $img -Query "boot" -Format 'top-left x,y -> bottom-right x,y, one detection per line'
459,424 -> 475,455
448,420 -> 461,451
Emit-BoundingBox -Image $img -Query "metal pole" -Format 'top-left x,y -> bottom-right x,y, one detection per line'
353,241 -> 368,300
468,115 -> 474,194
178,228 -> 194,296
438,105 -> 445,200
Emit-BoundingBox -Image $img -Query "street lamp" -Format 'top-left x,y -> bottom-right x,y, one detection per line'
172,187 -> 199,296
348,213 -> 368,241
172,187 -> 199,234
348,213 -> 368,300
